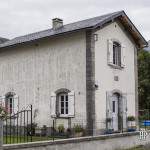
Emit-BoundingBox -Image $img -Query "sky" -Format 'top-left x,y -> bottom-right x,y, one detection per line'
0,0 -> 149,41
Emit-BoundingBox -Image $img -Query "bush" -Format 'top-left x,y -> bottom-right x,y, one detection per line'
27,123 -> 37,136
73,124 -> 83,133
127,116 -> 135,121
58,124 -> 65,133
0,106 -> 8,120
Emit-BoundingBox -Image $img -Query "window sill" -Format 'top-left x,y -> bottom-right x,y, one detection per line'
108,63 -> 124,70
51,114 -> 74,118
59,114 -> 74,118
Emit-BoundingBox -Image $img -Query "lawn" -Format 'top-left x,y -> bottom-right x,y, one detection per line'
124,145 -> 148,150
3,135 -> 63,144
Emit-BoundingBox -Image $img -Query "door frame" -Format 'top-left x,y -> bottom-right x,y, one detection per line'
112,92 -> 123,132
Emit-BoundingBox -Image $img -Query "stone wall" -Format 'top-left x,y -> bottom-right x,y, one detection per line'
3,132 -> 150,150
0,31 -> 87,128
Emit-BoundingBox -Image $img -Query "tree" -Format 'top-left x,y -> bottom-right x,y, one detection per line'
138,50 -> 150,109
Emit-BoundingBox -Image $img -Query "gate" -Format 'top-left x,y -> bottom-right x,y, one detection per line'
3,105 -> 33,144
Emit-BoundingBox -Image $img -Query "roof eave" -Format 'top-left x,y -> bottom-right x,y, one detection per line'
93,11 -> 147,48
119,11 -> 147,48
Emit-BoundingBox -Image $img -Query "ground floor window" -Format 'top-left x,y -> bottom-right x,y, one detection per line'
5,95 -> 14,114
59,93 -> 68,115
50,89 -> 75,118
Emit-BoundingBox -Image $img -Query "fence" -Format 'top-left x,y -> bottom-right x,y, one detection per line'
1,108 -> 149,145
139,109 -> 150,130
3,105 -> 33,144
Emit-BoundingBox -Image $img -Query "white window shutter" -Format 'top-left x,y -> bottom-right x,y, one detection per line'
122,93 -> 127,129
68,91 -> 75,117
0,96 -> 5,107
121,44 -> 126,67
13,95 -> 19,114
50,92 -> 56,117
107,39 -> 113,65
106,92 -> 113,119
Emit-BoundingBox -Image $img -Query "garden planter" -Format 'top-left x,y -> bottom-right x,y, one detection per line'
128,121 -> 136,127
74,132 -> 83,137
127,128 -> 136,132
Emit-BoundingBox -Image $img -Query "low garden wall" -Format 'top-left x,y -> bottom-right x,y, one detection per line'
3,132 -> 150,150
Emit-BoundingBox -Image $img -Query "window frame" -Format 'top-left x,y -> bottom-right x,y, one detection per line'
113,41 -> 121,67
59,93 -> 69,117
5,96 -> 14,114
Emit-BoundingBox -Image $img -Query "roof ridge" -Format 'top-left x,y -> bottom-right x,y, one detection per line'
0,10 -> 147,48
10,10 -> 123,41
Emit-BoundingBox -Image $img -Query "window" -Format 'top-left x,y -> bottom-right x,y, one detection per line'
50,90 -> 75,118
6,96 -> 14,114
113,42 -> 121,66
59,93 -> 68,115
112,101 -> 115,113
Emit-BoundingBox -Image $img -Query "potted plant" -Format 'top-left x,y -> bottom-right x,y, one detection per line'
127,116 -> 136,132
58,124 -> 65,133
73,124 -> 84,137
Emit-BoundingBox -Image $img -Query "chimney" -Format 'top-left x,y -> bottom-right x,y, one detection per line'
52,18 -> 63,30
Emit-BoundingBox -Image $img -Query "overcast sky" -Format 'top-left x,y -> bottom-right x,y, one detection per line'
0,0 -> 149,41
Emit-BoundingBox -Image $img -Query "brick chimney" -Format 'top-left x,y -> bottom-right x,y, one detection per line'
52,18 -> 63,30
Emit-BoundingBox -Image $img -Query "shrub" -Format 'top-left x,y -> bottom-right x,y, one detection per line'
127,116 -> 135,121
58,124 -> 65,133
0,106 -> 7,120
73,124 -> 83,133
27,123 -> 37,136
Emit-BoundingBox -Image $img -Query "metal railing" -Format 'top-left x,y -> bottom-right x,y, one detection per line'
3,105 -> 33,144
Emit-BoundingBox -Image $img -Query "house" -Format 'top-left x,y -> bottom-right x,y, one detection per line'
0,11 -> 147,135
0,37 -> 9,44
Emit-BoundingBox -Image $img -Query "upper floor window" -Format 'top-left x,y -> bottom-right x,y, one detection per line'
107,39 -> 125,68
113,42 -> 121,66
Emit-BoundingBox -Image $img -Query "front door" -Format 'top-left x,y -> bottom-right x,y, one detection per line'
112,94 -> 119,131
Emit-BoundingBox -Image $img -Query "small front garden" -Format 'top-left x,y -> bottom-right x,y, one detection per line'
123,145 -> 149,150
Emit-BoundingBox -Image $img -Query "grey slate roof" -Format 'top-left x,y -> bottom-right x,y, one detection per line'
0,10 -> 147,48
0,37 -> 9,44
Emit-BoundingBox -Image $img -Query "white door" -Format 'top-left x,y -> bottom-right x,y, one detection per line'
112,94 -> 119,131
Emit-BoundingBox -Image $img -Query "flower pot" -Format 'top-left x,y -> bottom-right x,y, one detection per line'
74,132 -> 83,137
128,121 -> 136,128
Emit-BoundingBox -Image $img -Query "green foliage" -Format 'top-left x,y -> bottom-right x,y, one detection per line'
58,124 -> 65,133
0,106 -> 8,120
127,116 -> 135,121
139,109 -> 150,121
73,124 -> 84,133
138,50 -> 150,110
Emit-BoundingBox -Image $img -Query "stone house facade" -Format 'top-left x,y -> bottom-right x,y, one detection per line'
0,11 -> 147,134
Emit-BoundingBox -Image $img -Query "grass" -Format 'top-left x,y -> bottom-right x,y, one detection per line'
3,135 -> 63,144
124,145 -> 148,150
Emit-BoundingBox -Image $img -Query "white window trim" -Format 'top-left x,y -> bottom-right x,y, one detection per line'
107,39 -> 125,70
6,96 -> 14,114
